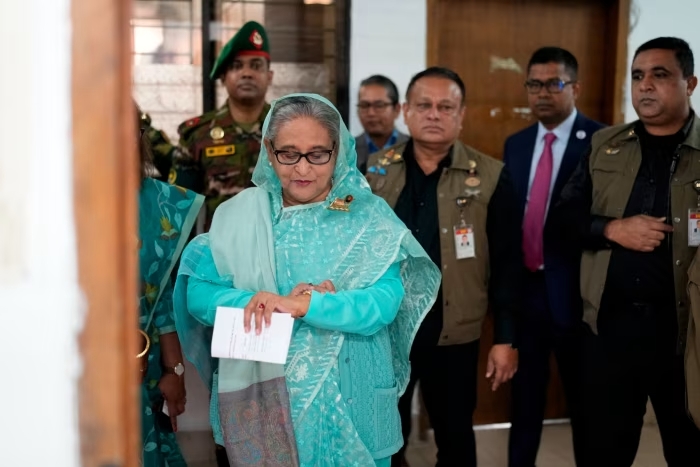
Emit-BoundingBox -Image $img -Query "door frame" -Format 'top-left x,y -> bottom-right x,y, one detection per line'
73,0 -> 140,465
426,0 -> 631,125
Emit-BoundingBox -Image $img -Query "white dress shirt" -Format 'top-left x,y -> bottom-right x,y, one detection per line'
526,109 -> 578,214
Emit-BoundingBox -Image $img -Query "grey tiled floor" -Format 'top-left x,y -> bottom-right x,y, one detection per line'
405,423 -> 665,467
182,422 -> 665,467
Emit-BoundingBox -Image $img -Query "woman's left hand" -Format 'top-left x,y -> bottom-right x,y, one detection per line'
290,280 -> 336,297
158,373 -> 186,431
243,292 -> 311,334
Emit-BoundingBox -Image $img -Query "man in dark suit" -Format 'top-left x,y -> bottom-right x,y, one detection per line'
355,75 -> 409,173
503,47 -> 605,467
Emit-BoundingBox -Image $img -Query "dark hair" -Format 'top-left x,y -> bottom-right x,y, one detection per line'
527,47 -> 579,80
634,37 -> 694,78
359,75 -> 400,105
406,67 -> 466,104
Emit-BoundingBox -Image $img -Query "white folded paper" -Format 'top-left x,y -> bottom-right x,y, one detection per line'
211,306 -> 294,365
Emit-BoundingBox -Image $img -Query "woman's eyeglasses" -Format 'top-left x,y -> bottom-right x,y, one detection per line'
271,142 -> 335,165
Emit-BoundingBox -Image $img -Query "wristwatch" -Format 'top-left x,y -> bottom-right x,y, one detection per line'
164,362 -> 185,376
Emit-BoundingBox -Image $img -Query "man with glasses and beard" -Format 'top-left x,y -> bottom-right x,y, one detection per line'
171,21 -> 273,231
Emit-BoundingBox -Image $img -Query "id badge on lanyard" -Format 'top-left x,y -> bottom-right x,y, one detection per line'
689,180 -> 700,247
454,196 -> 475,260
454,221 -> 475,259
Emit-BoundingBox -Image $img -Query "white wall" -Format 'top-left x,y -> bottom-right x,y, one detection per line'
625,0 -> 700,122
0,0 -> 82,466
348,0 -> 426,136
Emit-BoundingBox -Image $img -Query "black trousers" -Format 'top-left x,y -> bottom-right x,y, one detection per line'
392,340 -> 480,467
579,302 -> 700,467
508,273 -> 584,467
215,444 -> 229,467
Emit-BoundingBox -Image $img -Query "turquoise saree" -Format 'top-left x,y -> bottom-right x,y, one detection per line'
139,178 -> 203,466
174,94 -> 441,466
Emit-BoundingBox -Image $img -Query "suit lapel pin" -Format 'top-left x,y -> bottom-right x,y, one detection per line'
576,130 -> 586,140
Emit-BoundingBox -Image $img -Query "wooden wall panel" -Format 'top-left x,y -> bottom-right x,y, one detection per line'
73,0 -> 139,464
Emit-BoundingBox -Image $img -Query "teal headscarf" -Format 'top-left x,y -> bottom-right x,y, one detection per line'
174,94 -> 440,466
250,93 -> 368,204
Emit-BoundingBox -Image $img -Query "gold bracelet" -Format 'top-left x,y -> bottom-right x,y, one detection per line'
137,329 -> 151,359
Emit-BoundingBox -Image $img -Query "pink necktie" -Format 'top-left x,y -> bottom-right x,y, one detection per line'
523,132 -> 556,272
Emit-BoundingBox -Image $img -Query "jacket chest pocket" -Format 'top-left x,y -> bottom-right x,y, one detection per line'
590,156 -> 635,218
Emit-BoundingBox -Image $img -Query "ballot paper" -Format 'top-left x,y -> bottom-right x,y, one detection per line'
211,306 -> 294,365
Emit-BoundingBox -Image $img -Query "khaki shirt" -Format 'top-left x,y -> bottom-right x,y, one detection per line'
171,102 -> 270,229
366,139 -> 520,345
580,117 -> 700,353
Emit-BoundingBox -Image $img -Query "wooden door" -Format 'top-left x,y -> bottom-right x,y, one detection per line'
427,0 -> 629,424
74,0 -> 140,464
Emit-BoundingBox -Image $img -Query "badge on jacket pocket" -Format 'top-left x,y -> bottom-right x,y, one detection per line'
454,223 -> 475,259
689,208 -> 700,247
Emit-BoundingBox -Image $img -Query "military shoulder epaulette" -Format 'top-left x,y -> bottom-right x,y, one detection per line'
177,108 -> 220,138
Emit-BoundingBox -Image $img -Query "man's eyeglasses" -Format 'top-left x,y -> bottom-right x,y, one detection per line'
357,101 -> 394,112
411,102 -> 459,115
270,141 -> 335,165
524,79 -> 576,94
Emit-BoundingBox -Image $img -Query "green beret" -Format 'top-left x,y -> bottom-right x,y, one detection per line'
210,21 -> 270,80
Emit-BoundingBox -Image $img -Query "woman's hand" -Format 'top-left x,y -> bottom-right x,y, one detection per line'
243,291 -> 312,333
290,280 -> 337,297
158,373 -> 186,432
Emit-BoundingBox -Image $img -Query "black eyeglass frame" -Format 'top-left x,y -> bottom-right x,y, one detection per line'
524,79 -> 577,94
270,141 -> 336,165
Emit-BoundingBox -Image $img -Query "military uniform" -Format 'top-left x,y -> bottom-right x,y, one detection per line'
140,112 -> 181,182
172,103 -> 270,226
169,20 -> 271,230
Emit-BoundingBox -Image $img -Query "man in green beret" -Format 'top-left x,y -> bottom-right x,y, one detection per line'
171,20 -> 273,230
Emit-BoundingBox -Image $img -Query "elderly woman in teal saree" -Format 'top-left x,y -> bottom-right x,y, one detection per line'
173,94 -> 441,466
137,105 -> 204,467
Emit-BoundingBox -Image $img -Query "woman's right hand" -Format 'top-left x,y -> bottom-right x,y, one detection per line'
243,291 -> 312,334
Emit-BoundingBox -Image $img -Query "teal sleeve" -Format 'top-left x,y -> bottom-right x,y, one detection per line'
301,262 -> 405,336
185,256 -> 255,326
154,278 -> 177,335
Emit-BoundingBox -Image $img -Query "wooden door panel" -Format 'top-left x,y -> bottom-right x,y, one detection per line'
74,0 -> 139,464
428,0 -> 629,424
431,0 -> 613,160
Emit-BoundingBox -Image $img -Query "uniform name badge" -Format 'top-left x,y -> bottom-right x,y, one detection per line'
689,208 -> 700,246
454,223 -> 475,260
